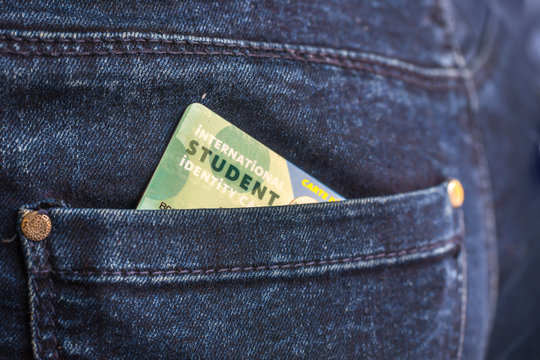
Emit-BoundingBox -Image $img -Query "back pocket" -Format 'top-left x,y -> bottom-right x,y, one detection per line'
19,180 -> 465,360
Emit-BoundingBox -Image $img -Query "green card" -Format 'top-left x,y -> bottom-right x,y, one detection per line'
137,104 -> 344,209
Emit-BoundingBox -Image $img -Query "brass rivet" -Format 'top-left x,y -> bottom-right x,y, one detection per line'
447,179 -> 465,208
21,210 -> 52,242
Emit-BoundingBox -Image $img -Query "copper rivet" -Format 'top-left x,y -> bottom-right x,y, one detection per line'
21,210 -> 52,242
447,179 -> 465,208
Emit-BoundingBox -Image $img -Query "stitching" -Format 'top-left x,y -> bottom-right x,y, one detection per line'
439,1 -> 499,358
1,234 -> 16,243
0,34 -> 464,91
438,2 -> 469,359
0,48 -> 460,91
30,276 -> 45,360
29,238 -> 59,360
453,203 -> 468,360
42,242 -> 60,360
467,9 -> 501,336
28,240 -> 45,360
445,1 -> 500,358
0,33 -> 462,77
33,238 -> 460,277
458,229 -> 468,360
469,12 -> 499,77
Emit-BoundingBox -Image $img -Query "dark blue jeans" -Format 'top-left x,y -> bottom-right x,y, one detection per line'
1,1 -> 538,359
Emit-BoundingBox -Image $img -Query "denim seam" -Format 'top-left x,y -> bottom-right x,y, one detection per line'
466,14 -> 500,334
0,34 -> 464,91
29,277 -> 44,358
439,1 -> 499,358
32,237 -> 461,277
42,241 -> 60,360
458,230 -> 468,360
469,12 -> 499,79
439,1 -> 469,357
0,33 -> 463,77
26,239 -> 59,360
454,207 -> 468,360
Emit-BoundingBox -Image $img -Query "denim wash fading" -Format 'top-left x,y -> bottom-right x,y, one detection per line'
0,0 -> 538,359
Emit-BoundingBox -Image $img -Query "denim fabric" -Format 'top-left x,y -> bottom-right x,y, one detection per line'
18,185 -> 464,359
0,0 -> 528,359
477,2 -> 540,358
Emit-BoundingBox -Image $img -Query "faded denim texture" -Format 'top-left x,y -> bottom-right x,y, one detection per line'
18,186 -> 465,359
0,0 -> 537,359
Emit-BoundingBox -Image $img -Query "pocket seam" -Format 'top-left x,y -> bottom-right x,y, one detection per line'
32,236 -> 461,278
22,227 -> 60,359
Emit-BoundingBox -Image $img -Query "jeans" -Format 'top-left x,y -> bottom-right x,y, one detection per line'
1,0 -> 537,359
